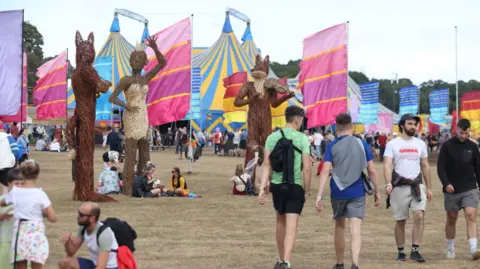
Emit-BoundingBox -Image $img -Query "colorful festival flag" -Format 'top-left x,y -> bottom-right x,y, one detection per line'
271,78 -> 290,128
0,10 -> 23,116
299,23 -> 348,128
33,51 -> 68,120
222,72 -> 248,124
460,91 -> 480,136
398,86 -> 419,117
145,17 -> 192,126
429,88 -> 449,125
357,82 -> 379,124
0,53 -> 27,122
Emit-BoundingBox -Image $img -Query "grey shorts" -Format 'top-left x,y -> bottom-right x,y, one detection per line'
444,189 -> 480,212
331,197 -> 366,220
390,184 -> 427,221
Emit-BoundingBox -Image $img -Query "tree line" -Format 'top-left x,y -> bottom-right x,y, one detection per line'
271,61 -> 478,115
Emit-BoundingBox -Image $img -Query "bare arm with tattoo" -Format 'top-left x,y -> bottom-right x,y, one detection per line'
144,36 -> 166,82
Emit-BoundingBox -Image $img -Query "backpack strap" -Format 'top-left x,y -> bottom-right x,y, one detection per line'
280,129 -> 304,171
95,223 -> 118,252
237,175 -> 248,193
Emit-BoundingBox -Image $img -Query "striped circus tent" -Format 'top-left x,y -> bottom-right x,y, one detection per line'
192,12 -> 254,132
68,16 -> 134,110
240,22 -> 259,65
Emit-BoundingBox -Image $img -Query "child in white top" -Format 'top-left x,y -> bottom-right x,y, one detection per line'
0,159 -> 57,269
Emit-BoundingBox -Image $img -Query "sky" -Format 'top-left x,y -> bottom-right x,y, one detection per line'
1,0 -> 480,85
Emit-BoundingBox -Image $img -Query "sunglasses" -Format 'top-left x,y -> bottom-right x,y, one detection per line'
171,170 -> 177,173
78,211 -> 92,218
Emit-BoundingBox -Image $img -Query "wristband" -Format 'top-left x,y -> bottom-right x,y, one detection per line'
317,195 -> 323,200
384,183 -> 392,190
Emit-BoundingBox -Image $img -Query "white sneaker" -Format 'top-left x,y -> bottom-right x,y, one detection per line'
446,249 -> 455,259
471,249 -> 480,260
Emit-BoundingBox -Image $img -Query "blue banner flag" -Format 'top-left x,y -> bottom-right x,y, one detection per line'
358,82 -> 379,124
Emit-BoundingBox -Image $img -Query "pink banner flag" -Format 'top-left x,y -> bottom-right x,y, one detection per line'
145,17 -> 191,126
364,113 -> 393,133
299,23 -> 348,128
33,51 -> 67,120
0,52 -> 27,122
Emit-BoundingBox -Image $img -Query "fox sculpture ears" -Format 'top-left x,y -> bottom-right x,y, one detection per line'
253,54 -> 270,74
75,31 -> 94,46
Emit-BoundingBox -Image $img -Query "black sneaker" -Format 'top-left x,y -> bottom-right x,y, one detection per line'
332,264 -> 344,269
278,262 -> 291,269
273,262 -> 281,269
351,264 -> 359,269
396,252 -> 407,261
410,250 -> 426,263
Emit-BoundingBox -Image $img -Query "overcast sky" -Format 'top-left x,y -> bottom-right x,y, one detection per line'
2,0 -> 479,84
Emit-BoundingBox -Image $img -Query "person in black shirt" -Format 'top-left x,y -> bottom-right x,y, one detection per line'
106,126 -> 122,153
437,119 -> 480,260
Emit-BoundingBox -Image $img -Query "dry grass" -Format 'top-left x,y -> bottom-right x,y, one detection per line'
26,147 -> 480,269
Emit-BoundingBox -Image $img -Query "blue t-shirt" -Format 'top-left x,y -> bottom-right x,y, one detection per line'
324,135 -> 374,200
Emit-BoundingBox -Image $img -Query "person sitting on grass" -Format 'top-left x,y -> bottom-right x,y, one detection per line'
231,164 -> 256,196
167,167 -> 189,197
132,162 -> 163,198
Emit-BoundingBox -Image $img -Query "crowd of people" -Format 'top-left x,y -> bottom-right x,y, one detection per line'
0,107 -> 479,269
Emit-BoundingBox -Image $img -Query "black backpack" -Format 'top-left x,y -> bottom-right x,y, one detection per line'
82,218 -> 137,253
269,129 -> 303,185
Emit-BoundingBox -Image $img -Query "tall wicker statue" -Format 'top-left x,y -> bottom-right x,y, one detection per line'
234,55 -> 295,170
66,31 -> 116,202
109,36 -> 166,195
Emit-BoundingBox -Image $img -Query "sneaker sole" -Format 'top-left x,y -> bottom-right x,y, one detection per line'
410,257 -> 426,263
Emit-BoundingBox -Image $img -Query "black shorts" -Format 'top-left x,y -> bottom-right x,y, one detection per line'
239,140 -> 247,149
270,183 -> 305,215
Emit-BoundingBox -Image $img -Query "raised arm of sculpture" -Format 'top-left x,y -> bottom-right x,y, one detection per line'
143,36 -> 166,82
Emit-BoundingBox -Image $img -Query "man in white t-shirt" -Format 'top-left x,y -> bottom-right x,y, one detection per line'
383,114 -> 432,263
59,202 -> 118,269
313,130 -> 324,160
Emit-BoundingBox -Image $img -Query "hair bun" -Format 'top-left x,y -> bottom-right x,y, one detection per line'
19,159 -> 40,180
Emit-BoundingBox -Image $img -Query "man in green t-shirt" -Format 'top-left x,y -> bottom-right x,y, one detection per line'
259,106 -> 311,269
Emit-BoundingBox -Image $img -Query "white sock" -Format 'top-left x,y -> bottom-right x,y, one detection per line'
469,238 -> 477,252
447,239 -> 455,251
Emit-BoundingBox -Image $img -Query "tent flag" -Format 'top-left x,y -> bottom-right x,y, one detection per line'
0,10 -> 23,116
398,86 -> 419,117
299,23 -> 348,128
429,88 -> 449,125
357,82 -> 379,124
222,72 -> 248,124
0,52 -> 27,122
94,56 -> 113,120
145,17 -> 192,126
460,91 -> 480,137
184,67 -> 202,120
33,51 -> 68,120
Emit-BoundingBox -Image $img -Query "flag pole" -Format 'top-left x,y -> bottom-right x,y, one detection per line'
20,10 -> 25,129
65,48 -> 69,126
110,56 -> 114,128
188,13 -> 194,174
455,26 -> 459,122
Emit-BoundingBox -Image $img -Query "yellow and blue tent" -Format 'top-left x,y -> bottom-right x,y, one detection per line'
240,22 -> 259,65
192,12 -> 254,132
67,16 -> 134,110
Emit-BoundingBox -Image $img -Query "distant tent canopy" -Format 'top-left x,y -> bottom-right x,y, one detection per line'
68,16 -> 135,111
191,12 -> 254,132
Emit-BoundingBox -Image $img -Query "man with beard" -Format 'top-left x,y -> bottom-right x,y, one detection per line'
438,119 -> 480,260
58,202 -> 119,269
383,114 -> 432,263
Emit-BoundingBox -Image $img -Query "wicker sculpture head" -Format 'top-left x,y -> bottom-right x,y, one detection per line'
130,42 -> 148,72
75,31 -> 95,66
251,54 -> 270,79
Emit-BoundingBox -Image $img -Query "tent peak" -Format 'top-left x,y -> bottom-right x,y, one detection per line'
110,16 -> 120,33
222,12 -> 233,33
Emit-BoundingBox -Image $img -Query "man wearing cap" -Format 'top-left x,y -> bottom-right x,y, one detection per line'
383,114 -> 432,263
438,119 -> 480,260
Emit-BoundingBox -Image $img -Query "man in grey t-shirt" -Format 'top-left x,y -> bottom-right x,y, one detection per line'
58,202 -> 119,269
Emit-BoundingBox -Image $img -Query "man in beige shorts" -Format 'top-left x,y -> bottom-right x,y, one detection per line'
383,114 -> 432,263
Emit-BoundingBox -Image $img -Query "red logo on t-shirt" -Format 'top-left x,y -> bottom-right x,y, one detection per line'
399,148 -> 419,153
